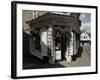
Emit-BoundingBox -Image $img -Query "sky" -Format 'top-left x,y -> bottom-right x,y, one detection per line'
79,13 -> 91,33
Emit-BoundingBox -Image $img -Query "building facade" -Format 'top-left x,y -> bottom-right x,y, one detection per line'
80,30 -> 91,47
23,11 -> 81,64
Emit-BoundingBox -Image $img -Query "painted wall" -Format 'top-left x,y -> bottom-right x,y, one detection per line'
41,30 -> 48,56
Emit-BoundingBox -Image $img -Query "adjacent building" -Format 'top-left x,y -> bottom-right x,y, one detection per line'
80,30 -> 91,46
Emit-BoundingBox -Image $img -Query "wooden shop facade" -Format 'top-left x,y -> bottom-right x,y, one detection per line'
27,12 -> 81,64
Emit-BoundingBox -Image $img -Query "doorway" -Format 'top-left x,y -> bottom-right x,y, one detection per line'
54,31 -> 67,60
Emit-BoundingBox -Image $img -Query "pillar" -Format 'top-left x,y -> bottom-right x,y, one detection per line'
47,26 -> 56,64
65,32 -> 74,62
40,29 -> 48,56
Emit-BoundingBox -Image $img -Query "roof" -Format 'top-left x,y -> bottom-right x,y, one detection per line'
27,13 -> 81,33
80,29 -> 91,37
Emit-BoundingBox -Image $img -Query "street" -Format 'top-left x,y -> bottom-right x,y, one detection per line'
58,46 -> 91,67
23,46 -> 91,69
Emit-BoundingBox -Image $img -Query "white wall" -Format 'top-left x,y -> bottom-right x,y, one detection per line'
41,31 -> 48,56
0,0 -> 99,80
69,32 -> 74,55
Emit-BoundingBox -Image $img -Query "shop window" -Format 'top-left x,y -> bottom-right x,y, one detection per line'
35,34 -> 41,50
30,30 -> 41,51
55,32 -> 61,51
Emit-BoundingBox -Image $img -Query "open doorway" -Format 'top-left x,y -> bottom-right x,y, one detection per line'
54,27 -> 67,61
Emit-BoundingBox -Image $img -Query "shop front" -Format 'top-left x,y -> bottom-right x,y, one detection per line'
27,12 -> 81,64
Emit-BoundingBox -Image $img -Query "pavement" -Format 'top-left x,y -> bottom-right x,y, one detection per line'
58,47 -> 91,67
23,46 -> 91,69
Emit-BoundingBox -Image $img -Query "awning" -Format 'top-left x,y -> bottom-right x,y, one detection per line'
53,25 -> 72,33
27,13 -> 81,34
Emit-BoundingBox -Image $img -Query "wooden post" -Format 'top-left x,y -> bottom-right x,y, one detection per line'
47,26 -> 55,64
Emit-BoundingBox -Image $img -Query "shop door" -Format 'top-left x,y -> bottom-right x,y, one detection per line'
54,32 -> 67,60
